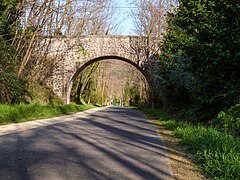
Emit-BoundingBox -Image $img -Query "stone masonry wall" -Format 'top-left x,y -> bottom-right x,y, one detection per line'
35,35 -> 150,103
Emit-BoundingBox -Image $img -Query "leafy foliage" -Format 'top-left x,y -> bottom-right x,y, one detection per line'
158,52 -> 193,105
0,0 -> 30,104
71,63 -> 100,104
159,0 -> 240,117
0,71 -> 29,103
124,81 -> 142,106
0,0 -> 17,69
0,0 -> 18,41
213,104 -> 240,137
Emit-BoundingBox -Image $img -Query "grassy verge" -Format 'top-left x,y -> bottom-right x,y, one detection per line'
0,103 -> 97,125
140,108 -> 240,180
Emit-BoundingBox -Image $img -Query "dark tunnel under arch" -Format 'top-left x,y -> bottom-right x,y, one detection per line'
66,55 -> 155,105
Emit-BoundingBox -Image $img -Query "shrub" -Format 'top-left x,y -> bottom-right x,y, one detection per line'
213,104 -> 240,137
0,72 -> 29,104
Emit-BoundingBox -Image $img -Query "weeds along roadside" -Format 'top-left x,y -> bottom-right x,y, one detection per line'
140,108 -> 240,180
0,103 -> 97,125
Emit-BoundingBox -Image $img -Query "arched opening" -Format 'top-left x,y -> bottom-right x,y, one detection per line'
66,55 -> 155,106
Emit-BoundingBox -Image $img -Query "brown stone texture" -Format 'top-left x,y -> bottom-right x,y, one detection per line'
35,35 -> 154,103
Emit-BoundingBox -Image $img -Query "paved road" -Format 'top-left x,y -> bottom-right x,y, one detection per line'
0,106 -> 173,180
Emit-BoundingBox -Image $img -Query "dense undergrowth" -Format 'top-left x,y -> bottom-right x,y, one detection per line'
141,108 -> 240,180
212,104 -> 240,137
0,103 -> 96,125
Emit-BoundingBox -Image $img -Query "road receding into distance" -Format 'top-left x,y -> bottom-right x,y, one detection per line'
0,106 -> 173,180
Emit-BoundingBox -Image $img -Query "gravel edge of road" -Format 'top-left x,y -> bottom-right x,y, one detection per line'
151,119 -> 207,180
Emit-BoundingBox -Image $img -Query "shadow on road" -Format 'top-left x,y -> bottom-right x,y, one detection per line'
0,107 -> 174,179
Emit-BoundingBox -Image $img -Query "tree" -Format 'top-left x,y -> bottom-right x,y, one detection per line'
9,0 -> 118,77
71,63 -> 99,104
0,0 -> 18,67
70,60 -> 150,107
0,0 -> 29,103
0,0 -> 119,103
160,0 -> 240,116
128,0 -> 179,107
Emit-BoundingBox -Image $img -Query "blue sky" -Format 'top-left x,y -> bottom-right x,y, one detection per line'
114,0 -> 135,35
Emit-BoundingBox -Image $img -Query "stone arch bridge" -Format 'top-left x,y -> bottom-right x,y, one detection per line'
35,35 -> 159,104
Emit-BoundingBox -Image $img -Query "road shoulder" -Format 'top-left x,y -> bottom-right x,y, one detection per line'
152,119 -> 207,180
0,107 -> 105,136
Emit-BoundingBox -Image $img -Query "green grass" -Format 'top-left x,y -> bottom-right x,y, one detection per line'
175,125 -> 240,179
0,103 -> 97,125
141,108 -> 240,180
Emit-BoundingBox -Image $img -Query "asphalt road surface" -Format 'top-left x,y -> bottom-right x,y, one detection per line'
0,106 -> 173,180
